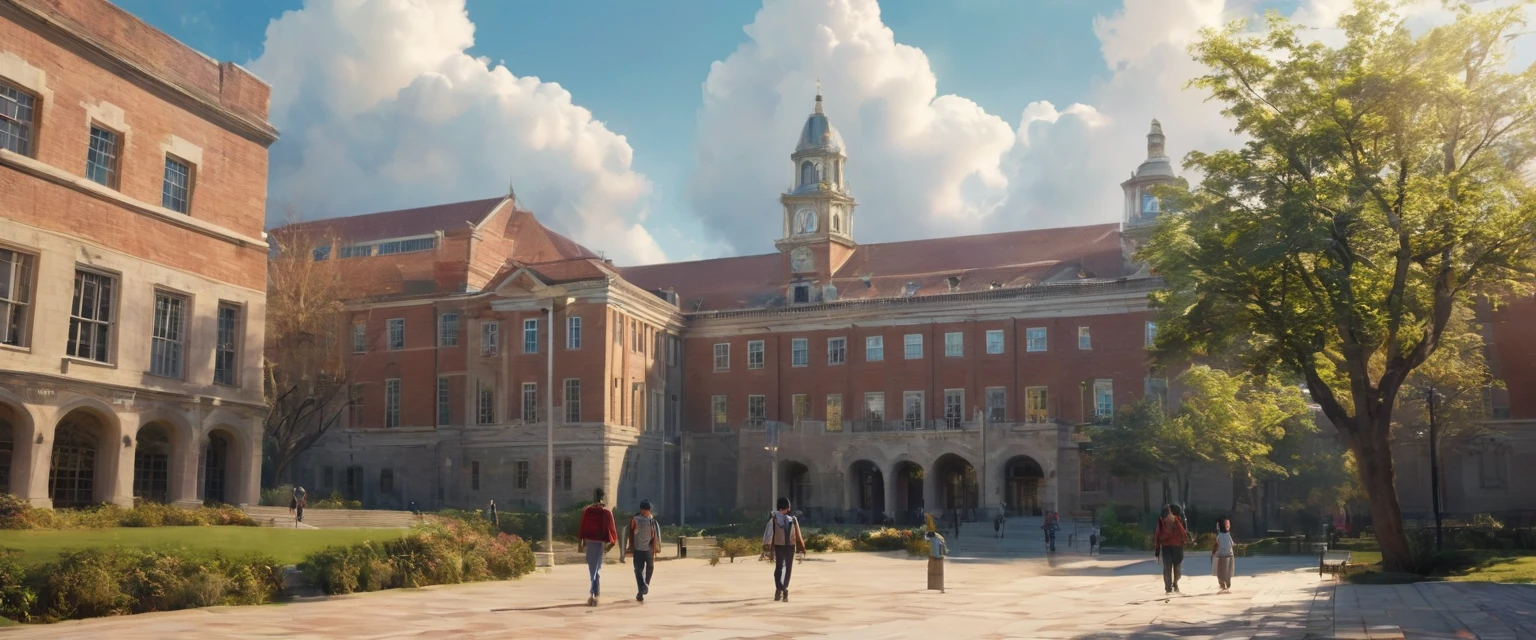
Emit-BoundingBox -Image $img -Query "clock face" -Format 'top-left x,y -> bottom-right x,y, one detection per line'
795,208 -> 818,233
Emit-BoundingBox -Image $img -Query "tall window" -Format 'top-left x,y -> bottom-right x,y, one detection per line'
0,80 -> 37,155
986,329 -> 1004,354
477,380 -> 495,424
567,316 -> 582,349
1,249 -> 34,347
161,156 -> 193,214
85,126 -> 120,188
1145,321 -> 1158,347
791,338 -> 808,367
386,318 -> 404,350
1094,379 -> 1114,419
613,313 -> 623,347
903,334 -> 922,359
150,292 -> 187,378
515,461 -> 530,489
1078,326 -> 1092,350
630,321 -> 639,352
1026,387 -> 1048,423
480,321 -> 499,356
352,323 -> 366,353
1146,376 -> 1169,407
437,377 -> 451,426
384,378 -> 401,428
713,343 -> 730,371
439,313 -> 459,346
985,387 -> 1006,423
522,383 -> 538,422
748,340 -> 765,369
214,303 -> 240,385
1478,447 -> 1509,489
711,395 -> 728,428
554,457 -> 573,491
380,468 -> 394,493
564,379 -> 581,423
523,318 -> 538,353
471,461 -> 480,490
944,332 -> 963,357
943,389 -> 963,427
826,394 -> 843,432
828,337 -> 846,365
1026,327 -> 1047,352
747,395 -> 766,427
792,394 -> 809,425
866,335 -> 884,361
903,391 -> 925,428
348,384 -> 365,427
865,392 -> 885,423
792,283 -> 810,304
68,270 -> 115,362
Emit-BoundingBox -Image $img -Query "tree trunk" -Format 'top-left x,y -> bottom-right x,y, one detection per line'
1349,421 -> 1414,573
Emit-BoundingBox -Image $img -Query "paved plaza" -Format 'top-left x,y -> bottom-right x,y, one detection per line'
5,552 -> 1533,639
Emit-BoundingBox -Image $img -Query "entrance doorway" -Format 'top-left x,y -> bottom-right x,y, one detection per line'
1005,456 -> 1045,516
134,423 -> 173,503
50,411 -> 106,508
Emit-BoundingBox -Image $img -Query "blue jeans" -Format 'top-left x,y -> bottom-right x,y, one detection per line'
585,542 -> 605,596
632,549 -> 653,595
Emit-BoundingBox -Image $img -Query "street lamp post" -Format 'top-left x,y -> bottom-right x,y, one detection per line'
681,448 -> 690,528
1427,387 -> 1443,553
766,420 -> 781,512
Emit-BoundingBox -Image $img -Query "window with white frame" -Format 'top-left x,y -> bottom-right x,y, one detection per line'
564,379 -> 581,423
553,456 -> 573,491
567,316 -> 581,349
1145,321 -> 1158,347
0,249 -> 34,347
1026,327 -> 1047,352
86,126 -> 120,188
747,395 -> 766,427
161,155 -> 193,214
522,383 -> 537,422
713,343 -> 730,371
352,323 -> 366,353
792,394 -> 809,425
985,329 -> 1004,355
0,80 -> 38,155
903,391 -> 925,428
68,270 -> 115,362
386,318 -> 404,350
515,461 -> 530,489
1078,326 -> 1092,350
1146,376 -> 1169,407
613,312 -> 623,346
523,318 -> 538,354
150,291 -> 187,377
711,395 -> 728,428
214,303 -> 240,385
439,313 -> 459,346
944,332 -> 963,357
476,380 -> 495,424
375,237 -> 435,255
1094,379 -> 1114,419
384,378 -> 401,428
748,340 -> 765,369
865,392 -> 885,423
1025,387 -> 1048,423
791,338 -> 808,367
904,334 -> 922,359
985,387 -> 1006,423
348,384 -> 365,427
480,321 -> 499,356
943,389 -> 964,427
866,335 -> 884,361
826,394 -> 843,432
828,337 -> 846,365
437,377 -> 451,426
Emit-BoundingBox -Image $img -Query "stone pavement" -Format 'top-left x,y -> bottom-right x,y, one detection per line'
4,551 -> 1532,639
1329,580 -> 1536,639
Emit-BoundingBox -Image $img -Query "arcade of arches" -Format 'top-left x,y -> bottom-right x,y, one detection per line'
0,393 -> 260,509
766,450 -> 1050,525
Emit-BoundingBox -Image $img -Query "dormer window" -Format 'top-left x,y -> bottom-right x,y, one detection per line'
800,160 -> 816,186
792,283 -> 811,304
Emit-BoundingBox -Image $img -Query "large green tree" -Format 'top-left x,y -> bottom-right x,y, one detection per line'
1146,1 -> 1536,571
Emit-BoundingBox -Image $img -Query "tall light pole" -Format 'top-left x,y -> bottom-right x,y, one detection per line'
1427,386 -> 1443,553
544,296 -> 573,568
681,448 -> 690,528
766,420 -> 781,512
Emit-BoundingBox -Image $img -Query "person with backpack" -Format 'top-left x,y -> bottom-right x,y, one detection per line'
761,497 -> 806,602
993,509 -> 1006,539
578,489 -> 618,606
1154,504 -> 1189,594
623,500 -> 662,602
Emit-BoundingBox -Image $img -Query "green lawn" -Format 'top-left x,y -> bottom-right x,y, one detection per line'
1334,538 -> 1536,584
0,527 -> 410,566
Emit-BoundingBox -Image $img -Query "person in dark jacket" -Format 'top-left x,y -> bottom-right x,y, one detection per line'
1155,505 -> 1189,594
577,489 -> 618,606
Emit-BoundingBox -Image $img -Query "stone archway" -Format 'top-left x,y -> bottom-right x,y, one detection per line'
201,429 -> 236,504
849,459 -> 884,524
133,422 -> 174,503
934,453 -> 978,516
891,460 -> 925,522
1005,455 -> 1045,516
50,409 -> 113,508
782,461 -> 811,511
0,403 -> 16,496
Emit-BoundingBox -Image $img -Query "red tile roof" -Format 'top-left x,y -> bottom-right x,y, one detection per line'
273,197 -> 508,244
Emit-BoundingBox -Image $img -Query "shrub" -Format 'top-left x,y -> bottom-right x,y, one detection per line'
0,496 -> 254,530
1471,514 -> 1504,530
1100,523 -> 1152,551
0,552 -> 35,623
260,485 -> 295,507
717,537 -> 758,563
309,491 -> 362,510
21,547 -> 280,622
804,532 -> 854,553
854,527 -> 919,552
905,536 -> 930,557
298,520 -> 535,596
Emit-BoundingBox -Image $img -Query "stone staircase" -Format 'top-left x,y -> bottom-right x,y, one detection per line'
244,505 -> 423,529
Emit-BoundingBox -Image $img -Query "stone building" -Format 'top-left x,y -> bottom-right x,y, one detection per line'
0,0 -> 275,507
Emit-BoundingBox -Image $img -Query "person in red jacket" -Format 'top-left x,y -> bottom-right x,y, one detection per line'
1154,504 -> 1189,594
578,488 -> 618,606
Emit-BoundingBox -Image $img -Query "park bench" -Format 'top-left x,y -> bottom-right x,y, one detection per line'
1319,549 -> 1351,577
679,536 -> 719,560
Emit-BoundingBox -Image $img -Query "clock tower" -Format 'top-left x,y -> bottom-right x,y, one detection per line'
1119,119 -> 1177,276
776,89 -> 856,302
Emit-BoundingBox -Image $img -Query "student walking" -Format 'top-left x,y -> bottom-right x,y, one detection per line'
1089,525 -> 1101,556
1154,505 -> 1188,594
993,511 -> 1006,539
624,500 -> 662,602
926,529 -> 948,592
487,500 -> 500,532
578,489 -> 618,606
761,497 -> 806,602
1212,516 -> 1236,592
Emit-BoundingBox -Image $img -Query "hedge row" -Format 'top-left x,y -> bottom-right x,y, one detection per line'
299,520 -> 535,595
0,495 -> 255,530
0,547 -> 282,623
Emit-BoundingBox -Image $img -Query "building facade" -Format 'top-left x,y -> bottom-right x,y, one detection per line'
0,0 -> 275,507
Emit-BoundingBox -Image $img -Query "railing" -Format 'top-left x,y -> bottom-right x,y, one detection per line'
845,419 -> 976,433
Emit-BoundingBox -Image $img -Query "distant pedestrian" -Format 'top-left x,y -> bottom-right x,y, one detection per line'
487,500 -> 500,531
294,485 -> 307,505
1042,511 -> 1059,552
1089,525 -> 1101,556
578,489 -> 618,606
951,510 -> 961,539
925,530 -> 948,592
761,497 -> 806,602
295,495 -> 306,525
1155,504 -> 1188,594
624,500 -> 662,602
408,500 -> 419,515
994,510 -> 1005,539
1212,516 -> 1236,592
288,495 -> 297,516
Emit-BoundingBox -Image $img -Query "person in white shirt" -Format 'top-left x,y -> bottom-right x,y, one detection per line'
1211,517 -> 1236,592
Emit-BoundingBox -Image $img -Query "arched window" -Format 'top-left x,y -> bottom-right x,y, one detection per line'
800,160 -> 816,186
832,214 -> 841,232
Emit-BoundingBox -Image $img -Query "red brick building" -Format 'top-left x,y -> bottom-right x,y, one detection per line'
1,0 -> 275,507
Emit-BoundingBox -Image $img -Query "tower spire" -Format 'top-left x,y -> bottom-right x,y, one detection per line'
1147,118 -> 1165,159
814,77 -> 823,115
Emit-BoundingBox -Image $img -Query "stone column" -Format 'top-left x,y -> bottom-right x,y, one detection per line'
22,405 -> 54,508
170,430 -> 200,507
923,469 -> 940,515
239,423 -> 261,506
107,423 -> 136,507
882,467 -> 898,520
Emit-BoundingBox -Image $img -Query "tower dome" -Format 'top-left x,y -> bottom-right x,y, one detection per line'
1133,119 -> 1174,178
795,92 -> 845,154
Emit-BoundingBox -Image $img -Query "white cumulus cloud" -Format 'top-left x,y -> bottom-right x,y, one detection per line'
253,0 -> 666,265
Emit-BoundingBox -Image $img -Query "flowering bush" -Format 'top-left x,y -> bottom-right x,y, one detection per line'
299,520 -> 534,595
804,532 -> 854,552
854,527 -> 921,552
0,494 -> 255,530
